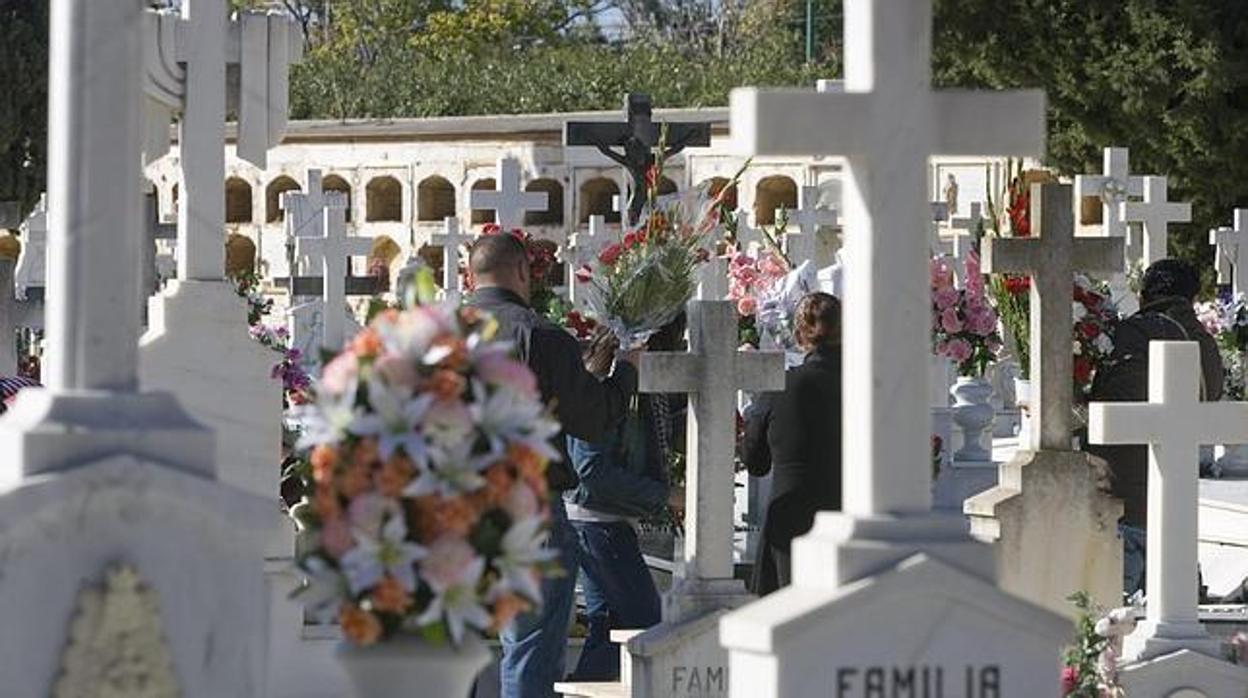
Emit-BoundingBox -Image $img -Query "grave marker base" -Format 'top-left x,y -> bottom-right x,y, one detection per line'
1118,648 -> 1248,698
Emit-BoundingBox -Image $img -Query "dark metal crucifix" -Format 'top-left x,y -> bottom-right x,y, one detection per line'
564,93 -> 713,227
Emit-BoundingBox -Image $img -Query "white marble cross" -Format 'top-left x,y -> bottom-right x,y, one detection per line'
783,185 -> 838,266
947,201 -> 984,283
1119,176 -> 1190,267
982,184 -> 1122,452
734,208 -> 766,255
14,194 -> 47,301
429,216 -> 470,304
294,203 -> 370,352
1088,341 -> 1248,662
1074,147 -> 1145,239
1208,210 -> 1248,297
565,215 -> 608,307
283,169 -> 349,285
145,1 -> 300,281
696,254 -> 730,301
469,157 -> 548,231
731,0 -> 1045,516
639,300 -> 784,583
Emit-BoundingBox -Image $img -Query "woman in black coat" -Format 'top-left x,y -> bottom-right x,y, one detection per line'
741,292 -> 843,594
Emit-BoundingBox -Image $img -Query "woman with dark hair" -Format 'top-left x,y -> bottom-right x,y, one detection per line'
564,317 -> 686,681
741,292 -> 843,594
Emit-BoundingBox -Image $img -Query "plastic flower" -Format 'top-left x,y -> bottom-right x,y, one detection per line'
491,516 -> 556,603
294,388 -> 372,450
339,515 -> 427,595
299,555 -> 349,623
1060,665 -> 1079,694
472,382 -> 562,462
408,437 -> 496,497
417,554 -> 492,645
375,307 -> 447,364
348,379 -> 433,463
320,351 -> 360,396
474,347 -> 538,398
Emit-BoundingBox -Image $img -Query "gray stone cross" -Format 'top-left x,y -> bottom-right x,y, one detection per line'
981,183 -> 1123,452
429,216 -> 470,304
469,157 -> 548,231
1119,176 -> 1190,267
783,185 -> 838,266
293,202 -> 371,352
639,300 -> 784,585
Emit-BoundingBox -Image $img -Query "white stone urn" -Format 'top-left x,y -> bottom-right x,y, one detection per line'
1013,377 -> 1032,446
951,376 -> 995,462
336,635 -> 491,698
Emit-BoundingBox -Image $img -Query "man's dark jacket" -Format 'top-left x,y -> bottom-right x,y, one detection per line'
469,287 -> 638,491
1086,296 -> 1224,528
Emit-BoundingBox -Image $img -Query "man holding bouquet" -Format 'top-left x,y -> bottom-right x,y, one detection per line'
467,232 -> 640,698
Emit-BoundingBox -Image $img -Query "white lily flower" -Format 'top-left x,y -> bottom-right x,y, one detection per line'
293,386 -> 371,451
491,516 -> 557,603
339,515 -> 427,595
470,381 -> 562,462
297,555 -> 348,624
406,438 -> 495,497
417,556 -> 492,646
348,378 -> 433,464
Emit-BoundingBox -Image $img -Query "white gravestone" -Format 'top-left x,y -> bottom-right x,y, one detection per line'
559,300 -> 784,698
964,183 -> 1125,616
0,3 -> 275,695
430,215 -> 470,304
565,215 -> 609,309
470,156 -> 548,231
1119,175 -> 1190,268
782,185 -> 837,268
282,169 -> 349,284
15,194 -> 47,301
294,204 -> 372,354
1088,341 -> 1248,696
721,1 -> 1069,695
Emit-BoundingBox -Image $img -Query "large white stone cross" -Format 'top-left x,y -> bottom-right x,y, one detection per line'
1074,146 -> 1146,240
640,300 -> 784,582
982,184 -> 1123,452
1208,210 -> 1248,297
731,0 -> 1045,515
429,216 -> 470,304
783,185 -> 837,266
469,157 -> 548,230
14,194 -> 47,301
1119,176 -> 1190,267
294,203 -> 370,352
1088,341 -> 1248,662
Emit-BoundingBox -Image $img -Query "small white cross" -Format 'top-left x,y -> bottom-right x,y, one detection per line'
15,194 -> 48,300
982,184 -> 1123,452
429,216 -> 470,304
946,201 -> 985,284
1074,147 -> 1145,239
283,169 -> 349,284
734,208 -> 767,255
1208,210 -> 1248,297
1089,341 -> 1248,662
565,215 -> 609,308
639,300 -> 785,582
1119,176 -> 1190,267
294,202 -> 371,352
469,157 -> 548,231
783,185 -> 838,266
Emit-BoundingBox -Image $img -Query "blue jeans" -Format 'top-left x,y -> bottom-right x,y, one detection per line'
499,498 -> 579,698
1121,523 -> 1146,602
568,520 -> 662,681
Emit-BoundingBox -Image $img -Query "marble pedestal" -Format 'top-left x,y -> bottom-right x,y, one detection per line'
964,450 -> 1123,617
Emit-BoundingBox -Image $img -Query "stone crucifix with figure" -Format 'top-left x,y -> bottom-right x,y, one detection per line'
1088,341 -> 1248,694
565,93 -> 712,226
1209,209 -> 1248,297
966,183 -> 1126,615
1119,176 -> 1190,268
469,157 -> 548,231
430,216 -> 470,304
720,1 -> 1072,694
782,185 -> 838,267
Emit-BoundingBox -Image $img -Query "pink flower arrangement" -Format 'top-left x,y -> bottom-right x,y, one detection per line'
728,250 -> 789,317
291,303 -> 562,647
931,251 -> 1003,377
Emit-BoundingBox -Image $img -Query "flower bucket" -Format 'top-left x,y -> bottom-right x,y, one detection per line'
336,635 -> 491,698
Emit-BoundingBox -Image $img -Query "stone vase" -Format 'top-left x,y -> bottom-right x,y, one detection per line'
951,376 -> 995,462
1014,377 -> 1032,446
335,635 -> 491,698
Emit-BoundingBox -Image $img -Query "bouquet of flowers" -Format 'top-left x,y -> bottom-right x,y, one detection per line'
1061,592 -> 1126,698
1073,275 -> 1118,399
986,169 -> 1034,375
1195,293 -> 1248,399
932,251 -> 1003,377
579,155 -> 745,347
289,301 -> 561,647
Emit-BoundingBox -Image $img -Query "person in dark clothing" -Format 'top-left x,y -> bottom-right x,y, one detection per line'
466,233 -> 639,698
1087,258 -> 1223,599
740,292 -> 843,594
565,321 -> 685,682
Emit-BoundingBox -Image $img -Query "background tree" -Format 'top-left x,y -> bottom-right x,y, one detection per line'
0,0 -> 48,218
